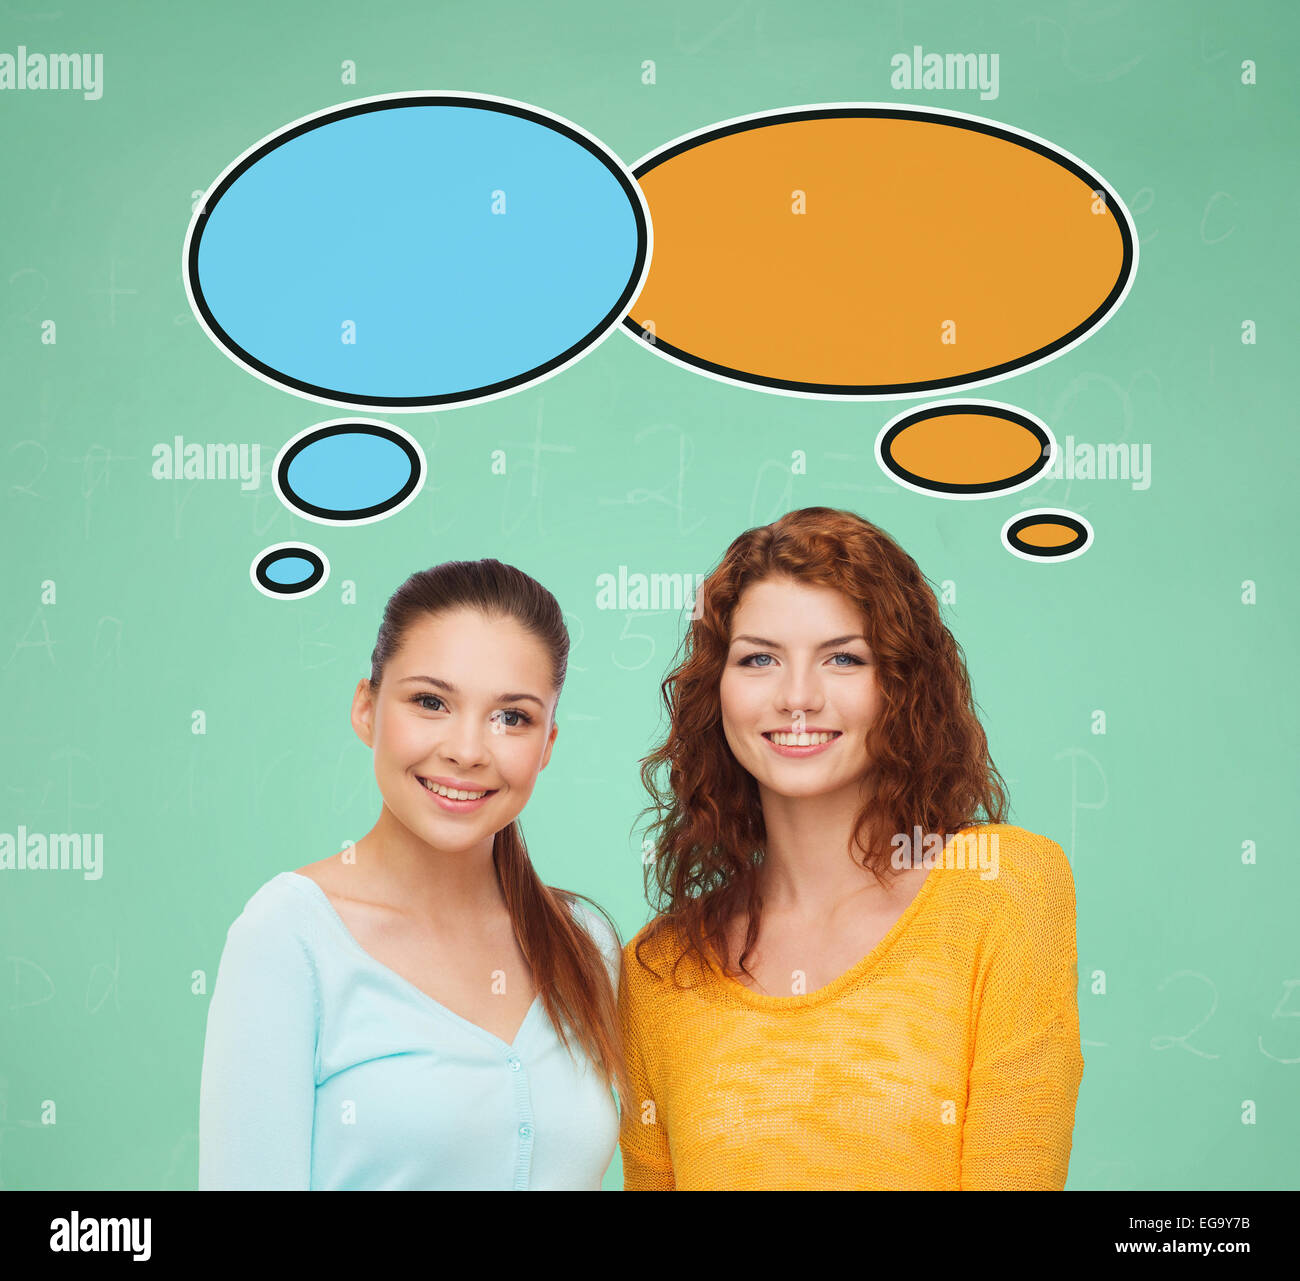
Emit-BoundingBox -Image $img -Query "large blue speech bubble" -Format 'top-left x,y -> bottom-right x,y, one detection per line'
185,92 -> 651,410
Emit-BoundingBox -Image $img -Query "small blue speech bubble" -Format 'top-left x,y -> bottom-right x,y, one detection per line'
273,419 -> 425,525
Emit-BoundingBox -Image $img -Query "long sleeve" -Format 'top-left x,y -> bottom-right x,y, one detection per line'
617,941 -> 675,1190
199,894 -> 319,1190
960,839 -> 1085,1190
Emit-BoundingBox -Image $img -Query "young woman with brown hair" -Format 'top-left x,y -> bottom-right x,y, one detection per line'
619,507 -> 1084,1190
200,559 -> 626,1189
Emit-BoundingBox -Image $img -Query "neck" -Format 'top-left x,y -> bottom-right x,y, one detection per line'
754,775 -> 889,915
351,801 -> 504,922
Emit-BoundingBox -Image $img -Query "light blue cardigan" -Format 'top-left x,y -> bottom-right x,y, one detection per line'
199,872 -> 620,1190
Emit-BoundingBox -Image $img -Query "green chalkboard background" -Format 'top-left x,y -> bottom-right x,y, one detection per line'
1,0 -> 1296,1190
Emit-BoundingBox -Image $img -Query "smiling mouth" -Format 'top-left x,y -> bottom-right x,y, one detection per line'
417,777 -> 498,801
762,731 -> 842,746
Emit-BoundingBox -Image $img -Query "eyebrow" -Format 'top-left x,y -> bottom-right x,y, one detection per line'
731,634 -> 869,649
398,676 -> 547,708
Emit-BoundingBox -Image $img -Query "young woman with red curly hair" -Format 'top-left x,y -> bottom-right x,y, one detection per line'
618,507 -> 1084,1191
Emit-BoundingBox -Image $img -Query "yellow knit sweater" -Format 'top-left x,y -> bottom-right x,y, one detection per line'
617,824 -> 1084,1190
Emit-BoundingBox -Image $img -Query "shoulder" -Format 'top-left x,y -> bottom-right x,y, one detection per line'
624,918 -> 671,963
954,824 -> 1078,948
236,869 -> 318,919
221,872 -> 323,958
205,875 -> 325,1023
962,824 -> 1074,901
620,915 -> 708,997
622,919 -> 663,972
561,893 -> 622,987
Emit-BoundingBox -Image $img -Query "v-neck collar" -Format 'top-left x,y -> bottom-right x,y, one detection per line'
283,871 -> 541,1051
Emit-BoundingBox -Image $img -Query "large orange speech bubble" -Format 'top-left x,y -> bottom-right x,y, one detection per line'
624,104 -> 1136,399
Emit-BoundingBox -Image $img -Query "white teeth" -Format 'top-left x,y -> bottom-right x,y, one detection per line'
421,779 -> 490,800
766,731 -> 839,747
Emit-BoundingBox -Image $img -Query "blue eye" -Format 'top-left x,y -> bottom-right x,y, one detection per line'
738,651 -> 866,668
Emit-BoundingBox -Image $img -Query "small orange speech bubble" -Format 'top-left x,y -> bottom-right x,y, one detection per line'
1001,510 -> 1093,562
876,401 -> 1053,498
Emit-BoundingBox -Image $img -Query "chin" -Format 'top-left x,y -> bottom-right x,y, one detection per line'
763,773 -> 854,798
413,816 -> 486,851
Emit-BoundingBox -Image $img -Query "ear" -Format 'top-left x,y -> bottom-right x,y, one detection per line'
351,677 -> 376,749
538,720 -> 558,771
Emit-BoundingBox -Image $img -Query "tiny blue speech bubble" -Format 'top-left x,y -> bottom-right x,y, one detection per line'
250,542 -> 330,598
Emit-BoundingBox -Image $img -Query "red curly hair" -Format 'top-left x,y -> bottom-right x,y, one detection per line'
633,506 -> 1009,987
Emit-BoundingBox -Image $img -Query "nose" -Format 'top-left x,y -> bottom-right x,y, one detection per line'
438,718 -> 491,770
776,662 -> 824,724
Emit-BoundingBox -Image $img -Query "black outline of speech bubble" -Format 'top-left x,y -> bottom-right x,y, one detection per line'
876,400 -> 1054,498
272,419 -> 425,525
1001,510 -> 1093,562
621,103 -> 1137,401
184,92 -> 651,412
251,543 -> 329,598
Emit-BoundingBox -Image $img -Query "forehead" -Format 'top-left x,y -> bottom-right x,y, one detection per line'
731,578 -> 865,632
390,610 -> 553,680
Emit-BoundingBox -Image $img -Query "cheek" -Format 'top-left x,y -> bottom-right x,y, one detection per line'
717,685 -> 757,759
493,732 -> 544,783
719,672 -> 758,722
847,676 -> 881,725
375,711 -> 424,765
